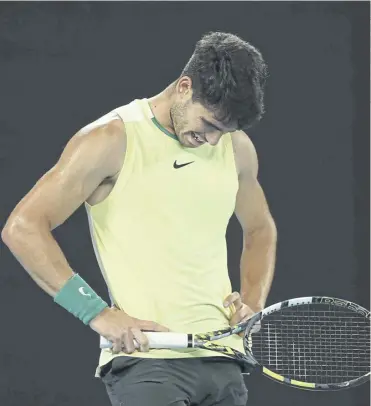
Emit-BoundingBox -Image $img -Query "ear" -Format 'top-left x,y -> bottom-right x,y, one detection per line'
176,76 -> 193,100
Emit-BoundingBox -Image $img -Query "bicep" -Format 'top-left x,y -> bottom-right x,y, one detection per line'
6,116 -> 124,231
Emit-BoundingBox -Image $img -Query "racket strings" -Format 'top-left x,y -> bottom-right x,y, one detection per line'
250,304 -> 370,383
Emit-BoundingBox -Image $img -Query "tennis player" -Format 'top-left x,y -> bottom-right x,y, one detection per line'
2,32 -> 277,405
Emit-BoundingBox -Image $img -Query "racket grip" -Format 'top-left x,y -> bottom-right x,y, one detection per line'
100,332 -> 191,349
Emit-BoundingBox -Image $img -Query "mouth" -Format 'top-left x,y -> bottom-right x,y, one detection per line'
189,132 -> 205,147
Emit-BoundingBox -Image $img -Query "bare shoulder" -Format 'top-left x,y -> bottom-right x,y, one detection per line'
230,130 -> 258,178
75,111 -> 127,177
4,111 -> 127,230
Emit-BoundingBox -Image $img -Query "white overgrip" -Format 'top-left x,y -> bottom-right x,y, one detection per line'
100,332 -> 190,349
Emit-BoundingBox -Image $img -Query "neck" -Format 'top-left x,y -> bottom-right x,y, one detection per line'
148,83 -> 176,134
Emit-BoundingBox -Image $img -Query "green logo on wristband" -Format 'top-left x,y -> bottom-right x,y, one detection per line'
78,287 -> 92,298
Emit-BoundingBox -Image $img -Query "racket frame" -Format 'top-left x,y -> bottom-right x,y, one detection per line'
243,296 -> 370,390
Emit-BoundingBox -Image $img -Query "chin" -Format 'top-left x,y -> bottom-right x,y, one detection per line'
182,137 -> 196,148
178,134 -> 189,146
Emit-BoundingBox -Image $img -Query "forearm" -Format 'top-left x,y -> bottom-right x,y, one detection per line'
2,220 -> 74,297
240,221 -> 277,312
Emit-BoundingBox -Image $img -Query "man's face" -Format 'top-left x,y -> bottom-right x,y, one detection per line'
169,78 -> 236,148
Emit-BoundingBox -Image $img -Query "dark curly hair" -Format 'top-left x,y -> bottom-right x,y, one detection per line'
181,32 -> 268,130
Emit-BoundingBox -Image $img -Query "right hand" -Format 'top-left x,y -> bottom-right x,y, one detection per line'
89,306 -> 170,354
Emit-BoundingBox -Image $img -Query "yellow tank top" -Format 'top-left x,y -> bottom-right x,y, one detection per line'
85,99 -> 244,377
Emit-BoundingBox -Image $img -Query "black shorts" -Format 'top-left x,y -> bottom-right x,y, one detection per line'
99,356 -> 248,406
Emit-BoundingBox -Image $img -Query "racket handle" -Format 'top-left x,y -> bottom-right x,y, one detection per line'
99,332 -> 191,349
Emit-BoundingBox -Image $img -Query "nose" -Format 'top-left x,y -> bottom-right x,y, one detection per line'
205,131 -> 223,146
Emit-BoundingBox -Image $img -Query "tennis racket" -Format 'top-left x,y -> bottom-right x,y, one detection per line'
99,296 -> 370,391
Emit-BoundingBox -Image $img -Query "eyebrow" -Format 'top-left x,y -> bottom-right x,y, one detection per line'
201,117 -> 224,132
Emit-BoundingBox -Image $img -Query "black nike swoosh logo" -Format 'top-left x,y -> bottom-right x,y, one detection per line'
173,160 -> 194,169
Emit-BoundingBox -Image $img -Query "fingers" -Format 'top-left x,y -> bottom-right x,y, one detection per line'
224,291 -> 243,310
109,329 -> 147,354
131,328 -> 150,352
111,338 -> 123,354
110,319 -> 170,354
110,329 -> 137,354
106,315 -> 170,355
116,330 -> 136,354
95,308 -> 170,355
229,304 -> 252,326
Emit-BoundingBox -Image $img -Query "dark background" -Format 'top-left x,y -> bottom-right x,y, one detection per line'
0,2 -> 369,406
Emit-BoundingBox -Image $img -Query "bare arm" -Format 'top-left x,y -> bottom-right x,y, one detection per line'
1,114 -> 126,297
1,114 -> 169,352
234,132 -> 277,312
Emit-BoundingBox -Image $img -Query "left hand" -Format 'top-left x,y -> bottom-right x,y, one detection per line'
223,292 -> 260,336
